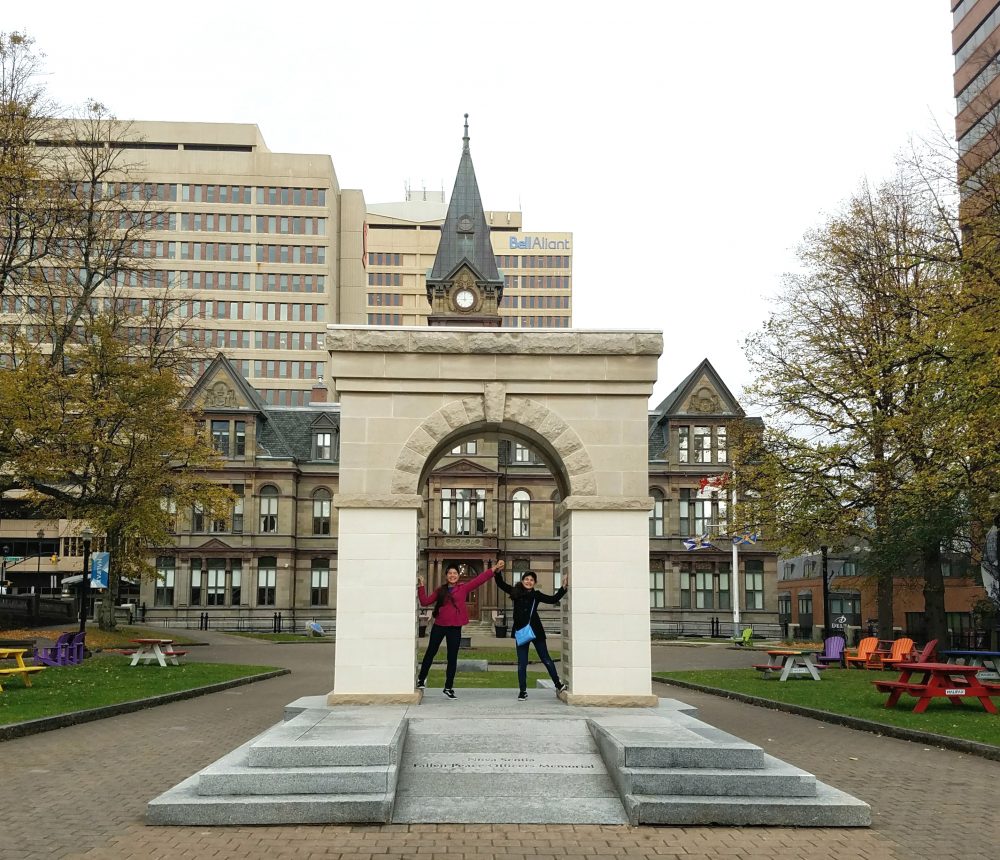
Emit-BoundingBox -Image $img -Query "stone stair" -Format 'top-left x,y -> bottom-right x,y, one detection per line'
589,711 -> 870,826
146,707 -> 407,825
391,717 -> 629,824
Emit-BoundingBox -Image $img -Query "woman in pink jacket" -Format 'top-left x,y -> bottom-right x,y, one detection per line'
416,559 -> 505,698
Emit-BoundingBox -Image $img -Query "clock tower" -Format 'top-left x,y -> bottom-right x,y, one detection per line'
426,115 -> 504,327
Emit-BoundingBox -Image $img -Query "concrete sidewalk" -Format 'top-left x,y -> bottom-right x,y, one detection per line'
0,630 -> 994,859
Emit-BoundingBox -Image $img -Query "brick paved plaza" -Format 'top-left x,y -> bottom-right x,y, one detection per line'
1,632 -> 995,860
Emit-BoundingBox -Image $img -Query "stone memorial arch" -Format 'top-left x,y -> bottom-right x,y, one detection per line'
327,325 -> 662,707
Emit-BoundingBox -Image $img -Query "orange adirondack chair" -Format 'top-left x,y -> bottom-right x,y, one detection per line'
879,637 -> 915,669
844,636 -> 878,669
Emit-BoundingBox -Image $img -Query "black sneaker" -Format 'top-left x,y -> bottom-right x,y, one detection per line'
556,682 -> 568,694
517,691 -> 528,701
442,688 -> 456,699
416,679 -> 426,689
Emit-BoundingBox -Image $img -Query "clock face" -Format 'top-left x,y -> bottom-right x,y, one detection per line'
455,288 -> 475,310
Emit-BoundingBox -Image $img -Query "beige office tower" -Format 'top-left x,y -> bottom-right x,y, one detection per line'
364,189 -> 572,328
34,121 -> 367,406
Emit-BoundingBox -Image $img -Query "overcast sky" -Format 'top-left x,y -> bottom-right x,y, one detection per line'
15,1 -> 955,406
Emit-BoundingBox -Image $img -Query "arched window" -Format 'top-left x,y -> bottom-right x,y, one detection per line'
513,490 -> 531,538
312,488 -> 332,535
550,490 -> 562,538
649,488 -> 664,537
259,486 -> 279,533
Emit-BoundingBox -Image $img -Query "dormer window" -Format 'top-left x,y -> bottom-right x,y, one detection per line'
208,418 -> 246,458
314,431 -> 334,460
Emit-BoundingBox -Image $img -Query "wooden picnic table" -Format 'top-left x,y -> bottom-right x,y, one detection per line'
754,649 -> 823,681
0,647 -> 46,692
873,661 -> 1000,714
940,650 -> 1000,682
127,639 -> 186,668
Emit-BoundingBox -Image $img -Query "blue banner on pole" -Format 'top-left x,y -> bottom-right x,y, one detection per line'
90,552 -> 110,588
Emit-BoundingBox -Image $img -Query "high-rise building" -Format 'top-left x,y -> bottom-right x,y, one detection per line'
953,1 -> 1000,170
24,121 -> 368,407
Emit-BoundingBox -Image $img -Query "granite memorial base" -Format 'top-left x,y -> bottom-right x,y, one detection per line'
147,691 -> 870,827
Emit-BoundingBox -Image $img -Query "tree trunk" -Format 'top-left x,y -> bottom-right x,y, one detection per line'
876,570 -> 894,640
921,542 -> 948,647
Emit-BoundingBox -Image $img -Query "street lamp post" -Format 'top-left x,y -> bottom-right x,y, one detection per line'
79,527 -> 93,636
821,545 -> 830,640
36,528 -> 44,591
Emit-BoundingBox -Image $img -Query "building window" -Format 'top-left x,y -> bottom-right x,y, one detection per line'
679,565 -> 691,609
231,560 -> 242,605
678,488 -> 726,536
745,560 -> 764,610
649,489 -> 664,537
154,556 -> 175,606
311,558 -> 330,606
206,560 -> 226,606
190,558 -> 203,606
650,569 -> 665,608
693,426 -> 711,463
441,488 -> 485,535
718,564 -> 731,611
678,427 -> 689,463
695,567 -> 714,609
513,443 -> 531,463
192,503 -> 205,533
314,430 -> 335,460
313,489 -> 332,535
512,490 -> 531,538
797,591 -> 812,617
232,485 -> 244,533
211,420 -> 230,455
716,426 -> 727,463
235,421 -> 246,456
450,440 -> 477,455
778,594 -> 791,617
782,562 -> 795,578
257,557 -> 277,606
259,486 -> 278,533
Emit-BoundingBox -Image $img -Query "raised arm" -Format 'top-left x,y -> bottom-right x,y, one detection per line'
416,577 -> 436,607
464,559 -> 504,593
534,586 -> 567,605
494,568 -> 513,595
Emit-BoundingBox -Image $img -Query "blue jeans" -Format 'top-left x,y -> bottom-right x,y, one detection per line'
418,624 -> 461,688
516,636 -> 561,692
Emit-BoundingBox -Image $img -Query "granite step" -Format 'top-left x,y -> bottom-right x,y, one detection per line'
391,794 -> 629,824
590,721 -> 766,770
147,773 -> 392,825
627,782 -> 872,827
621,754 -> 817,797
196,741 -> 396,796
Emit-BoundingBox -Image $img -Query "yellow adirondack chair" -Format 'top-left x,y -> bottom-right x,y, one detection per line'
844,636 -> 878,669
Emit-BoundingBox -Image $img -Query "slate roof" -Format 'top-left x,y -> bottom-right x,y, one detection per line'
427,115 -> 503,289
256,408 -> 340,461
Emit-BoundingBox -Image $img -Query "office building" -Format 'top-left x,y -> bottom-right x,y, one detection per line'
953,0 -> 1000,170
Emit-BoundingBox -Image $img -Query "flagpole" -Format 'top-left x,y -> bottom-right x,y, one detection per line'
731,485 -> 740,629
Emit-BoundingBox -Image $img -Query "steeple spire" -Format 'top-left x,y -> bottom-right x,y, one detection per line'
425,115 -> 504,327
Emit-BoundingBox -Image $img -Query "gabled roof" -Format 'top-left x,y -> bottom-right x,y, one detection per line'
652,358 -> 743,417
430,458 -> 499,478
428,115 -> 502,287
184,353 -> 269,414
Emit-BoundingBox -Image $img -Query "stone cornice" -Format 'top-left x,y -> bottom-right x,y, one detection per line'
325,327 -> 663,356
333,494 -> 424,510
556,496 -> 653,517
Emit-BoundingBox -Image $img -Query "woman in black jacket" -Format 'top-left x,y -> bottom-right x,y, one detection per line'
494,569 -> 568,700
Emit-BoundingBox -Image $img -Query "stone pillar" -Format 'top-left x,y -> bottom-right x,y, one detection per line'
327,495 -> 422,704
561,498 -> 657,707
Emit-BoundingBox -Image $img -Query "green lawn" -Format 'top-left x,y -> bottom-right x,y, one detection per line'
423,669 -> 545,689
417,647 -> 560,664
0,653 -> 280,724
654,669 -> 1000,747
224,632 -> 333,643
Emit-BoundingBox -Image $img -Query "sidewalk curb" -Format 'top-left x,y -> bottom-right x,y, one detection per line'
653,675 -> 1000,763
0,668 -> 290,743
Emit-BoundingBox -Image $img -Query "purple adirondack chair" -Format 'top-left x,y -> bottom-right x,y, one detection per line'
32,631 -> 73,667
817,636 -> 846,667
67,632 -> 86,665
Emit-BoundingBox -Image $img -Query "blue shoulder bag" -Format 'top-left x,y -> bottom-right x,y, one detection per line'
514,599 -> 537,646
